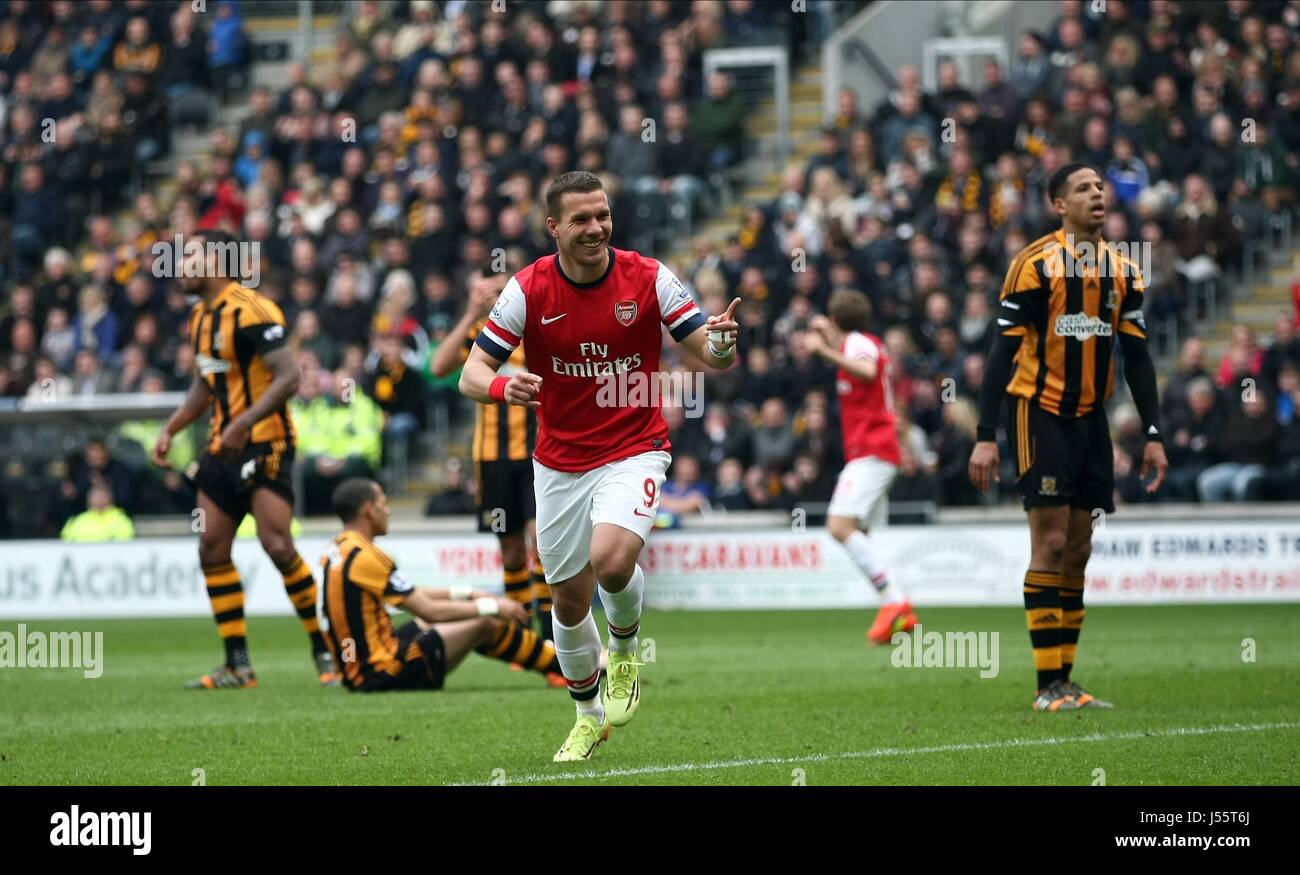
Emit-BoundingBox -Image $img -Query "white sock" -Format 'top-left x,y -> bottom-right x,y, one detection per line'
598,563 -> 644,656
553,609 -> 604,721
843,529 -> 905,604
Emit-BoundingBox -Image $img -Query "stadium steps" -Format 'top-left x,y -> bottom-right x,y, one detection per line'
1201,253 -> 1299,362
663,64 -> 827,264
242,14 -> 341,35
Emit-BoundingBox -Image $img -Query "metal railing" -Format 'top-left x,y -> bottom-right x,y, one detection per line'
0,392 -> 185,424
920,35 -> 1009,93
822,0 -> 1055,122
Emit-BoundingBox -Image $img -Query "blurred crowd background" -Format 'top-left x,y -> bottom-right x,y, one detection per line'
0,0 -> 1298,540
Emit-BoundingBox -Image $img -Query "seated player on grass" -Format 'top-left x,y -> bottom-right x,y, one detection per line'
321,477 -> 562,692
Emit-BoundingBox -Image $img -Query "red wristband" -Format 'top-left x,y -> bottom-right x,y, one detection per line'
488,375 -> 509,402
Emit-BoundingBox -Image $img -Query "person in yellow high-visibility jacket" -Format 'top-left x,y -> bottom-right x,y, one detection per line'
290,365 -> 385,514
236,514 -> 304,539
61,484 -> 136,542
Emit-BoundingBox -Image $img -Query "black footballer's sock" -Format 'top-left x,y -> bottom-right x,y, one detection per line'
1024,570 -> 1063,690
503,564 -> 533,620
204,561 -> 251,668
1060,574 -> 1085,681
477,619 -> 559,673
276,553 -> 327,655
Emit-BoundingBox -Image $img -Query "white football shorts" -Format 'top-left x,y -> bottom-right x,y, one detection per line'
534,450 -> 671,583
826,456 -> 898,528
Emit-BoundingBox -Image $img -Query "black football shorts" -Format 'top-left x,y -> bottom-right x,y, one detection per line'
1005,397 -> 1115,514
475,459 -> 536,534
355,622 -> 447,692
194,440 -> 296,523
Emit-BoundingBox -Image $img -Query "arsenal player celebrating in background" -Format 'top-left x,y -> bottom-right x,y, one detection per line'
460,171 -> 741,762
806,290 -> 918,645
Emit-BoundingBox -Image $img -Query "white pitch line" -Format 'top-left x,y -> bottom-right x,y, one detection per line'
453,721 -> 1300,786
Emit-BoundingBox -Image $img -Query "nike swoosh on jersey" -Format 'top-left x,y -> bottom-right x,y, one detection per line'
541,314 -> 567,324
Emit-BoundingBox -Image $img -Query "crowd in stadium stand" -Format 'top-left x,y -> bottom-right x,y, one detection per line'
0,1 -> 1298,539
659,0 -> 1300,521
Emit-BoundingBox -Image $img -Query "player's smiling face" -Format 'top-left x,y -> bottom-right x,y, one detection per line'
551,189 -> 613,269
1056,167 -> 1106,233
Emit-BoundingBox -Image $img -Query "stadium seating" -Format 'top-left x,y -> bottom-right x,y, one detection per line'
1,0 -> 1298,541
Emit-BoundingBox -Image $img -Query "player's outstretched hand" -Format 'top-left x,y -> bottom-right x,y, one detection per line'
151,431 -> 172,468
505,372 -> 542,407
1142,440 -> 1168,493
705,297 -> 742,350
968,440 -> 1000,494
496,597 -> 530,624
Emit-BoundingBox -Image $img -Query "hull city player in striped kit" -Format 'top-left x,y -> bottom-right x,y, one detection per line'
152,230 -> 340,689
969,164 -> 1168,712
321,478 -> 561,693
459,171 -> 741,761
430,269 -> 562,686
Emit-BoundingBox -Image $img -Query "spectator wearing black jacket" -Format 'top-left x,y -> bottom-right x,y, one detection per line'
1162,376 -> 1222,501
889,443 -> 942,509
72,438 -> 136,516
11,164 -> 64,280
933,398 -> 981,507
695,403 -> 753,476
739,345 -> 791,405
365,333 -> 427,434
711,458 -> 751,511
163,6 -> 209,98
793,404 -> 842,476
1261,316 -> 1300,393
319,274 -> 372,349
1197,393 -> 1279,502
86,110 -> 134,212
655,101 -> 708,223
121,71 -> 168,161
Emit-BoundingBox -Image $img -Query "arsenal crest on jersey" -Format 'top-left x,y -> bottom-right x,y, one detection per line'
614,300 -> 637,326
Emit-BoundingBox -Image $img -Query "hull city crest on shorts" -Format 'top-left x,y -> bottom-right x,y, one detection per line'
614,300 -> 637,326
1039,476 -> 1058,496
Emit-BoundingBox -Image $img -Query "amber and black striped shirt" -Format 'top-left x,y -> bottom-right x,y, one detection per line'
997,229 -> 1148,418
460,318 -> 536,462
321,529 -> 413,689
188,282 -> 296,453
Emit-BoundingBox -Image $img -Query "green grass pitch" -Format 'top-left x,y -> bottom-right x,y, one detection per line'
2,605 -> 1297,785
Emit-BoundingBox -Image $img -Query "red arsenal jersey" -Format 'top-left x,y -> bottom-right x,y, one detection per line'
837,331 -> 901,465
475,247 -> 706,472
